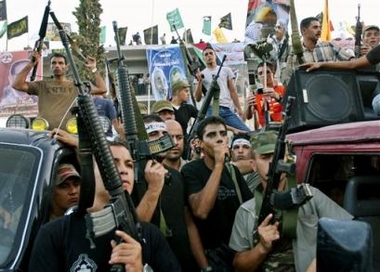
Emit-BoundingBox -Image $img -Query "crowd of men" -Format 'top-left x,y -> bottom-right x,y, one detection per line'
1,3 -> 380,270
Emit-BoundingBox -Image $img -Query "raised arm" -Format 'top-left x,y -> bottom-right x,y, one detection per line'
12,52 -> 39,92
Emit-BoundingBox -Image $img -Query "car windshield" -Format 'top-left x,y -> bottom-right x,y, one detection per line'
0,143 -> 41,266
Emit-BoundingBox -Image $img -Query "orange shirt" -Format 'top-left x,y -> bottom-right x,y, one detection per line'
254,85 -> 286,127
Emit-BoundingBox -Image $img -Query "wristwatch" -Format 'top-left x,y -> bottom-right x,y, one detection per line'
91,67 -> 98,73
200,266 -> 213,272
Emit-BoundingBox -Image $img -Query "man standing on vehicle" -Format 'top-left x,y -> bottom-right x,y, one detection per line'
12,51 -> 107,130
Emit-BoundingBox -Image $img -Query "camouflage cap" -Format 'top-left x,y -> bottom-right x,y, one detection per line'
55,164 -> 80,186
172,80 -> 190,94
250,131 -> 278,154
151,100 -> 174,113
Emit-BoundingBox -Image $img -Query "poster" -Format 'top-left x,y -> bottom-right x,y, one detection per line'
146,45 -> 187,101
0,51 -> 41,118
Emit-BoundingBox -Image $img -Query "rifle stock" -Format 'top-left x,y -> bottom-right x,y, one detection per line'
30,1 -> 51,81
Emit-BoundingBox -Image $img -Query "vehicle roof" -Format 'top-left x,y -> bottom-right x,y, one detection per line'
287,120 -> 380,146
0,128 -> 54,147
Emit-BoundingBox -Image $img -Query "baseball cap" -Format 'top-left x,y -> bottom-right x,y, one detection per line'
55,164 -> 80,186
152,100 -> 174,113
363,25 -> 379,34
172,80 -> 190,94
250,131 -> 278,154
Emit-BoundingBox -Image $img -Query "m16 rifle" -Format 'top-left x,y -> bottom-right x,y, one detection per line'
50,12 -> 140,272
30,0 -> 50,81
354,4 -> 362,58
257,97 -> 312,237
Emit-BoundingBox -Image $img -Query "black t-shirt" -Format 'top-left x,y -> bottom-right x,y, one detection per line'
132,167 -> 196,271
366,45 -> 380,65
173,103 -> 198,136
28,214 -> 181,271
181,159 -> 253,249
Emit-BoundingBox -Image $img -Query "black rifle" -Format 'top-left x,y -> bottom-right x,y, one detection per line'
354,4 -> 362,58
257,96 -> 312,226
51,13 -> 140,272
186,55 -> 226,160
30,0 -> 50,81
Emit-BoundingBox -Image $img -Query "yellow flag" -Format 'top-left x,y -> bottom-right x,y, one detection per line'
321,0 -> 331,41
213,27 -> 228,43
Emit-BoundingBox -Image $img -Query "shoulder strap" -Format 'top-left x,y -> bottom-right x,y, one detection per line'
225,163 -> 243,204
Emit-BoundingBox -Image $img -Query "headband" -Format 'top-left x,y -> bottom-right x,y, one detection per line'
145,122 -> 167,134
232,138 -> 251,148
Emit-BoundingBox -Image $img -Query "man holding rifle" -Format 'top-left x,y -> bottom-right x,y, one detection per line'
229,131 -> 352,272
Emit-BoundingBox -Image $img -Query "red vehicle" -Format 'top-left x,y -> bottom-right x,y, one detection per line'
287,120 -> 380,271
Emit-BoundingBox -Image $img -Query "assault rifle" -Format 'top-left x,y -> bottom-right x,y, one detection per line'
257,96 -> 312,227
30,0 -> 51,81
186,55 -> 226,160
354,4 -> 362,58
51,13 -> 140,272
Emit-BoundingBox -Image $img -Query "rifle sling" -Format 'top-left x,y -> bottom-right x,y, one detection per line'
225,163 -> 243,204
212,84 -> 220,116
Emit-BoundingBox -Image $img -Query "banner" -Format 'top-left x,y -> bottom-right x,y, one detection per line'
0,51 -> 40,117
146,46 -> 187,100
219,13 -> 232,30
118,27 -> 128,46
7,16 -> 28,40
202,16 -> 211,35
0,0 -> 6,21
0,21 -> 6,38
144,25 -> 158,45
213,27 -> 228,43
46,22 -> 71,41
166,8 -> 184,32
321,0 -> 331,41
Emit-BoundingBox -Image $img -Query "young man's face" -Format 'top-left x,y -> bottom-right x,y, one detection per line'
200,123 -> 228,158
231,143 -> 252,162
110,145 -> 134,193
302,20 -> 321,43
257,66 -> 274,87
146,121 -> 169,159
252,152 -> 274,182
363,29 -> 380,47
203,49 -> 216,65
178,88 -> 190,103
158,110 -> 175,120
165,120 -> 184,161
50,56 -> 68,76
52,178 -> 80,216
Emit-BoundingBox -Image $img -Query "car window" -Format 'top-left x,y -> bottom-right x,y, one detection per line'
0,144 -> 41,265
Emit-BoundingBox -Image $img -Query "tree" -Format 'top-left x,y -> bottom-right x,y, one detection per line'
72,0 -> 105,81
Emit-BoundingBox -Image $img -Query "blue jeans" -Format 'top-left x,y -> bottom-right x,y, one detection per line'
207,106 -> 251,132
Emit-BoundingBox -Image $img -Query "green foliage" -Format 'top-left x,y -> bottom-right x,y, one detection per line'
72,0 -> 105,81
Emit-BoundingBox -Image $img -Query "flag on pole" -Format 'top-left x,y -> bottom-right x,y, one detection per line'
118,26 -> 128,46
213,27 -> 228,43
99,26 -> 106,44
183,28 -> 194,44
321,0 -> 331,41
219,12 -> 232,30
202,16 -> 211,35
166,8 -> 184,31
7,16 -> 28,40
144,25 -> 158,45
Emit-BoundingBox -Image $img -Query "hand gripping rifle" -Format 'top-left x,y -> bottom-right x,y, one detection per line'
354,4 -> 362,58
257,96 -> 312,236
30,0 -> 51,81
185,55 -> 226,160
50,12 -> 140,272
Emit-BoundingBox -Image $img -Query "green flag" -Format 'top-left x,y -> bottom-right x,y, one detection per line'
143,25 -> 158,45
118,26 -> 127,46
99,26 -> 106,44
219,12 -> 232,30
166,8 -> 184,31
7,16 -> 28,40
202,16 -> 211,35
0,0 -> 7,21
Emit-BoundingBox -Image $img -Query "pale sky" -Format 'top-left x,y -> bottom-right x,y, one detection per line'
1,0 -> 380,51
